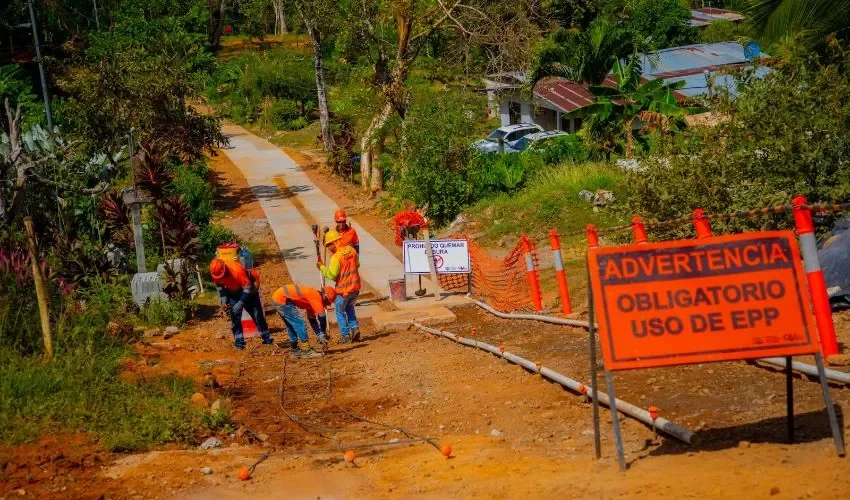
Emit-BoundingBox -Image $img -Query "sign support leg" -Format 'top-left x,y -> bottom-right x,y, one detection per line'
604,369 -> 627,471
587,263 -> 601,460
814,352 -> 846,456
785,355 -> 794,443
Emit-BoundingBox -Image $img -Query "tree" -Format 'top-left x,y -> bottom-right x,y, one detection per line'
626,42 -> 850,237
60,3 -> 224,164
272,0 -> 288,35
340,0 -> 497,194
566,57 -> 707,157
620,0 -> 698,50
293,0 -> 336,151
530,19 -> 643,86
741,0 -> 850,49
208,0 -> 228,50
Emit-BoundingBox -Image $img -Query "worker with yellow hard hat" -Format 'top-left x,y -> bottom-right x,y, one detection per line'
271,283 -> 336,359
210,257 -> 273,349
334,209 -> 360,254
317,228 -> 362,343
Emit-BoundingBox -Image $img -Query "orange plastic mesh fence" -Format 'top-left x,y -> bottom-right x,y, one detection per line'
437,234 -> 539,312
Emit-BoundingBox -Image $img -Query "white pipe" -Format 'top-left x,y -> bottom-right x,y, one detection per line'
471,297 -> 595,328
412,322 -> 696,445
760,357 -> 850,385
470,298 -> 850,387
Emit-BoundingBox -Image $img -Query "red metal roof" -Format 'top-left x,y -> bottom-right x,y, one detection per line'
533,76 -> 618,113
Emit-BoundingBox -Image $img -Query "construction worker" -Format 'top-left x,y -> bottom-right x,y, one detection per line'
317,229 -> 362,343
271,284 -> 336,359
210,258 -> 273,349
334,209 -> 360,254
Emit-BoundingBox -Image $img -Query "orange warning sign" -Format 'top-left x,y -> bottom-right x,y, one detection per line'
588,231 -> 819,371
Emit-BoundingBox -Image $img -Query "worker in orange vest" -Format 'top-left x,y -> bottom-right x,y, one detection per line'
334,209 -> 360,254
271,283 -> 336,359
317,229 -> 361,343
210,258 -> 272,349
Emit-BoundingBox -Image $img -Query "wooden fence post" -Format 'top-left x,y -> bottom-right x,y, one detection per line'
23,216 -> 53,360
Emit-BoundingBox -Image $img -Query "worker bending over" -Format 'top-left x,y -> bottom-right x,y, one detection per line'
334,210 -> 360,254
272,283 -> 336,359
318,229 -> 362,343
210,258 -> 272,349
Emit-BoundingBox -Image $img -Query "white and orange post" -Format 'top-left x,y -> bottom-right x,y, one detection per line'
631,216 -> 648,245
692,208 -> 713,239
793,196 -> 839,359
549,229 -> 572,315
521,235 -> 544,313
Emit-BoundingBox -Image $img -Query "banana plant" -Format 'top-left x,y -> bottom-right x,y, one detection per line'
565,56 -> 708,158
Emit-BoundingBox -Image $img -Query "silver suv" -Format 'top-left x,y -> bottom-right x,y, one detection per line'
473,123 -> 543,153
507,130 -> 569,153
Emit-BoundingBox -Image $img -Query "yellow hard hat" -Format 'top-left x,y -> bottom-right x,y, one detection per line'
324,229 -> 342,246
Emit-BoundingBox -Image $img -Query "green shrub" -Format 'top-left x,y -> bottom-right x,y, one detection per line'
393,93 -> 484,226
140,298 -> 189,328
171,162 -> 216,227
200,223 -> 236,257
626,45 -> 850,239
537,135 -> 590,165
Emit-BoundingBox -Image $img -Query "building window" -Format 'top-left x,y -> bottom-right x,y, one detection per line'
509,101 -> 521,125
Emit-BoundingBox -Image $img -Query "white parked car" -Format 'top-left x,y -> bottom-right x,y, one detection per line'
506,130 -> 569,153
473,123 -> 543,153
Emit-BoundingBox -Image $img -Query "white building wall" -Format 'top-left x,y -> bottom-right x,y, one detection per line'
499,100 -> 510,127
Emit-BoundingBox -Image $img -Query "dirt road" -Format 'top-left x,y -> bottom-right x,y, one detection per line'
3,146 -> 849,499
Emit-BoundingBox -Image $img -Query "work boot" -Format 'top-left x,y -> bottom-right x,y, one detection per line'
317,334 -> 329,346
288,341 -> 301,359
351,327 -> 361,342
339,335 -> 352,345
298,342 -> 322,359
261,333 -> 274,345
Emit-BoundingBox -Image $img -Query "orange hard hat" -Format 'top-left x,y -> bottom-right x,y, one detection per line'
272,287 -> 287,306
334,209 -> 347,223
324,285 -> 337,302
209,258 -> 227,279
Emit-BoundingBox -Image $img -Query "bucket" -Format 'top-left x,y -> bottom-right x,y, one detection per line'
216,243 -> 239,262
389,278 -> 407,302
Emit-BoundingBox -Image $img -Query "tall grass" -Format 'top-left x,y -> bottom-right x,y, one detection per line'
0,280 -> 226,450
469,162 -> 627,243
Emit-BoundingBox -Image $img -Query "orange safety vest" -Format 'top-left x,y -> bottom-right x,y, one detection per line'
278,284 -> 324,315
335,247 -> 361,296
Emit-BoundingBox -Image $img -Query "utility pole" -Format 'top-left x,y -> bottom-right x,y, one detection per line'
26,0 -> 54,134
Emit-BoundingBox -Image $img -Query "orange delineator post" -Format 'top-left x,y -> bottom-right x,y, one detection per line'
631,216 -> 648,245
586,224 -> 599,249
692,208 -> 712,239
793,195 -> 839,358
521,235 -> 543,312
549,229 -> 572,315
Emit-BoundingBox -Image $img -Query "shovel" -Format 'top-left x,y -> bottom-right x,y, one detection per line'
311,224 -> 324,289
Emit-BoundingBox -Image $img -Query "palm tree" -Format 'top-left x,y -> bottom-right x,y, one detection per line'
741,0 -> 850,48
565,57 -> 707,158
529,19 -> 641,86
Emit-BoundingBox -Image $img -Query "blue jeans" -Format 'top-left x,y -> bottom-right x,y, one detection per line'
224,292 -> 271,348
277,302 -> 307,344
334,290 -> 359,337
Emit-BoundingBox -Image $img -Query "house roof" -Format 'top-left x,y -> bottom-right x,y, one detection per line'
533,76 -> 619,113
637,42 -> 767,97
485,42 -> 768,113
688,8 -> 745,27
